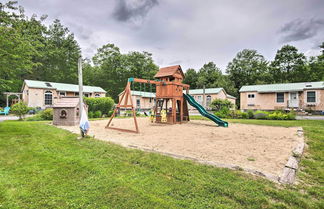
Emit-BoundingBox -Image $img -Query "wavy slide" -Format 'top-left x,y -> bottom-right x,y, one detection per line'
183,93 -> 228,127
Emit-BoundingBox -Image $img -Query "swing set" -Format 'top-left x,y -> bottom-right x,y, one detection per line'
106,65 -> 190,133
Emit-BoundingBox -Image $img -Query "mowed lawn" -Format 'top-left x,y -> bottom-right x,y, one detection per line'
0,120 -> 323,208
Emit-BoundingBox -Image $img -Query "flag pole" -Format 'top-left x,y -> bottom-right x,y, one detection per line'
78,57 -> 84,137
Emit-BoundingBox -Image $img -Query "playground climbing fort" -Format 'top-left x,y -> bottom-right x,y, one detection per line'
106,65 -> 228,133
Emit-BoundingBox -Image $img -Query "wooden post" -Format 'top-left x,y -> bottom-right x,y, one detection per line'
180,98 -> 183,123
106,82 -> 139,133
172,98 -> 176,123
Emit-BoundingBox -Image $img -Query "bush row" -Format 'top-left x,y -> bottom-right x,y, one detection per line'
215,109 -> 296,120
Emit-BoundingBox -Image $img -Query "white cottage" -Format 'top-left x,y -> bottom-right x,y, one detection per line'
22,80 -> 106,109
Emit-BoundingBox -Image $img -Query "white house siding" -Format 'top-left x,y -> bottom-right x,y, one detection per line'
22,86 -> 106,109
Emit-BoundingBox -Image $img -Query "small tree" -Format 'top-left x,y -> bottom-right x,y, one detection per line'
210,99 -> 233,111
11,102 -> 29,120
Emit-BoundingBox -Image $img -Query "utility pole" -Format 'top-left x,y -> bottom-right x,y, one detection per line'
78,57 -> 83,135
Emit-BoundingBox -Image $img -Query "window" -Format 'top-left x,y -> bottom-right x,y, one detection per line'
276,93 -> 284,103
95,94 -> 100,98
59,92 -> 66,97
149,98 -> 152,103
60,110 -> 67,119
197,95 -> 202,105
248,94 -> 255,98
84,93 -> 89,97
136,99 -> 140,107
45,82 -> 52,87
206,95 -> 211,106
307,91 -> 316,103
75,92 -> 79,96
44,91 -> 52,105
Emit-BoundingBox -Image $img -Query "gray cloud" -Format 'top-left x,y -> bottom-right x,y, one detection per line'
279,18 -> 324,43
113,0 -> 158,22
19,0 -> 324,70
168,60 -> 182,65
68,23 -> 93,40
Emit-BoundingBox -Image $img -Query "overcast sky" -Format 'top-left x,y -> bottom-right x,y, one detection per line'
20,0 -> 324,71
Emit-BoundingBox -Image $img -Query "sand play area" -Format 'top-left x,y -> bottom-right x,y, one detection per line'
59,118 -> 303,179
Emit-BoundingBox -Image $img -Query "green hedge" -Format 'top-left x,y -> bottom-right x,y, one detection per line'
215,109 -> 296,120
84,97 -> 114,116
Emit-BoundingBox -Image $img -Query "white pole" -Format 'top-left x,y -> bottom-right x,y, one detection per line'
203,85 -> 206,108
78,57 -> 83,135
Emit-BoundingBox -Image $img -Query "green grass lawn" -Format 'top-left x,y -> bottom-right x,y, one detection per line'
0,119 -> 323,208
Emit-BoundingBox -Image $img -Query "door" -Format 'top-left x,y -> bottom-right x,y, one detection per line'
289,92 -> 299,108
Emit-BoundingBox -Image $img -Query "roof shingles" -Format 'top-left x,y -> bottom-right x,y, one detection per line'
154,65 -> 184,78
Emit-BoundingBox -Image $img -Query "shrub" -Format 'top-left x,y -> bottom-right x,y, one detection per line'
268,111 -> 293,120
228,110 -> 240,119
247,110 -> 254,119
241,112 -> 249,119
107,110 -> 114,117
210,99 -> 233,111
40,108 -> 53,120
253,110 -> 269,120
88,111 -> 94,118
11,102 -> 29,120
125,110 -> 132,116
25,114 -> 43,121
93,110 -> 102,118
84,97 -> 114,115
287,112 -> 296,120
215,106 -> 230,118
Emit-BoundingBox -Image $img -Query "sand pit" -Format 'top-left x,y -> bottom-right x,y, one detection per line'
59,118 -> 302,179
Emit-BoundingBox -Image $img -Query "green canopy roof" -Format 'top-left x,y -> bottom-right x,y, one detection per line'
131,91 -> 156,98
24,80 -> 106,93
240,81 -> 324,93
186,88 -> 223,95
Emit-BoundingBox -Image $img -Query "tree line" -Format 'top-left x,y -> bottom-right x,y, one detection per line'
0,1 -> 323,107
184,45 -> 324,101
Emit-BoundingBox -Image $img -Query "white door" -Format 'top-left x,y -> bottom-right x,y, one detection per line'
289,92 -> 299,108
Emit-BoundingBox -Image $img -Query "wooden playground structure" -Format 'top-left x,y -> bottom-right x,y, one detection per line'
106,65 -> 190,133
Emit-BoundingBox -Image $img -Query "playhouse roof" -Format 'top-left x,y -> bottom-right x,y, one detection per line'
239,81 -> 324,93
23,80 -> 106,93
154,65 -> 184,79
53,97 -> 79,108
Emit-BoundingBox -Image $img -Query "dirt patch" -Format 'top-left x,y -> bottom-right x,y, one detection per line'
59,118 -> 302,177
